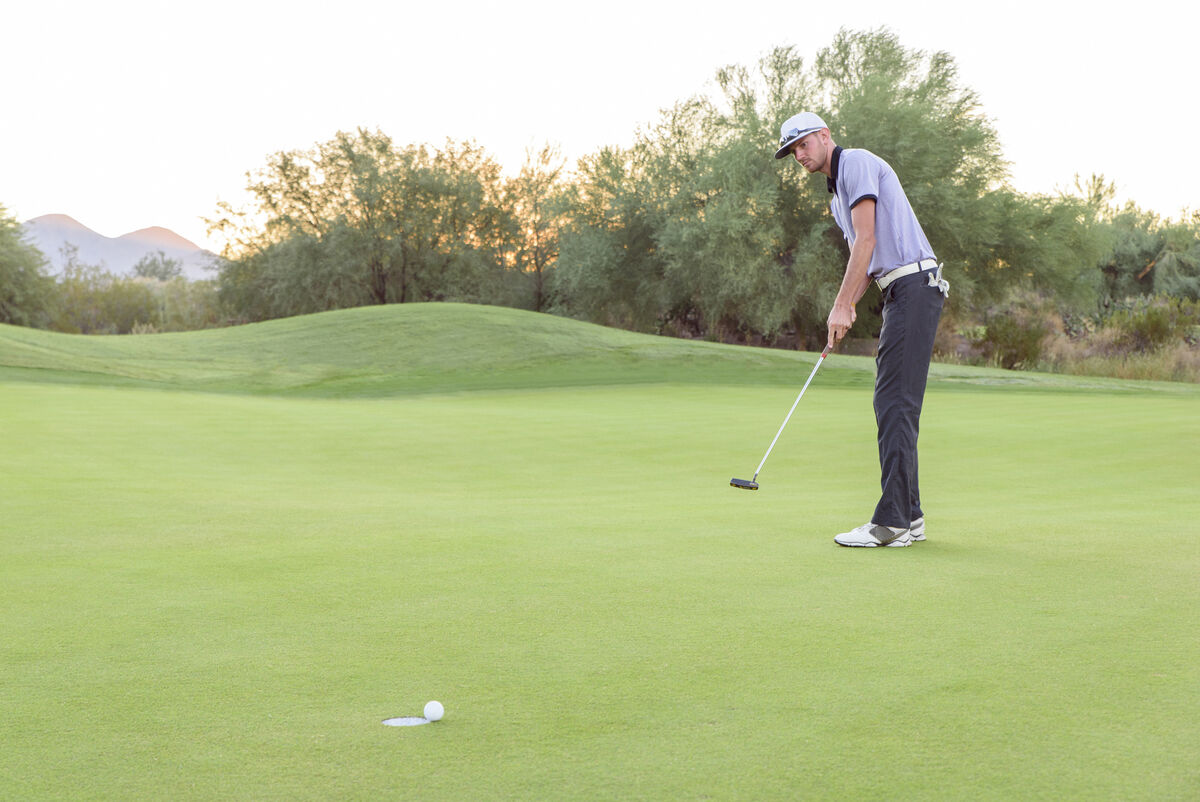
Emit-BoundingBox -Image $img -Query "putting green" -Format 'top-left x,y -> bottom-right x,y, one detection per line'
1,305 -> 1197,799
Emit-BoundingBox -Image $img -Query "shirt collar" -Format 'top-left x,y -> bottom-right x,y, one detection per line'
826,145 -> 844,194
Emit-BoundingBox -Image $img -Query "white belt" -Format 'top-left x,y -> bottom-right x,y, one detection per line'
877,259 -> 949,296
876,259 -> 938,290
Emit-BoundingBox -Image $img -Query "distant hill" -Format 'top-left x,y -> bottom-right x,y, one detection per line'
21,214 -> 216,281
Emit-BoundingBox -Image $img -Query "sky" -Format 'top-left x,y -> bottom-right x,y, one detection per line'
3,0 -> 1197,253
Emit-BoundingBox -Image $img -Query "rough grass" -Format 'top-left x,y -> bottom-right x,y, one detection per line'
1040,335 -> 1200,383
934,301 -> 1200,384
2,304 -> 1198,800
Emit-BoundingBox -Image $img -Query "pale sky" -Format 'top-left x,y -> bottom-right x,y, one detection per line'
3,0 -> 1196,253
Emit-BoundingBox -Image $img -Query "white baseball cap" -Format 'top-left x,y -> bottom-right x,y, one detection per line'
774,112 -> 828,159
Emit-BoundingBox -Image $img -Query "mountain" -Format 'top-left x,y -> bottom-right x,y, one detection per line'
21,214 -> 216,281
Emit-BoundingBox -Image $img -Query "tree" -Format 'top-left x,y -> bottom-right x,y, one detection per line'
132,250 -> 184,281
1062,175 -> 1200,305
0,204 -> 56,328
554,146 -> 669,331
1096,203 -> 1161,301
1153,215 -> 1200,300
504,145 -> 567,312
207,130 -> 514,321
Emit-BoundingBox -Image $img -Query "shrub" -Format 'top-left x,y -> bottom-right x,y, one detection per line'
154,279 -> 223,332
1107,296 -> 1200,351
52,266 -> 223,335
1040,339 -> 1200,383
53,265 -> 158,334
969,293 -> 1054,369
975,314 -> 1048,369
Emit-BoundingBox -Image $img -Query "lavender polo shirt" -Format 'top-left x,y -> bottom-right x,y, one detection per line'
827,146 -> 935,280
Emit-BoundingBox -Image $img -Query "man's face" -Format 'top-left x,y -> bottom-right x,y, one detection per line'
790,131 -> 827,173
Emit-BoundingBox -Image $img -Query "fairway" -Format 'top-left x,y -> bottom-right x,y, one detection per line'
2,305 -> 1198,800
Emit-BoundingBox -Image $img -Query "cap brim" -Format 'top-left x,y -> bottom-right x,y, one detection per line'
773,127 -> 822,159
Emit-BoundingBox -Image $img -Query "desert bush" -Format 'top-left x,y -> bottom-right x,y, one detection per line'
50,250 -> 223,335
974,315 -> 1047,369
1106,295 -> 1200,351
995,294 -> 1200,382
53,264 -> 158,334
1040,338 -> 1200,383
947,290 -> 1200,381
154,279 -> 222,332
969,293 -> 1055,369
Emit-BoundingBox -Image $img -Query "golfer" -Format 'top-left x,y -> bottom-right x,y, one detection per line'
775,112 -> 949,548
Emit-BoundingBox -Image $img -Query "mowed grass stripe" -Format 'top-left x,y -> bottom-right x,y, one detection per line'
2,372 -> 1198,799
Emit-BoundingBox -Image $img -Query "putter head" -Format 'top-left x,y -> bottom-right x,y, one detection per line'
730,478 -> 759,490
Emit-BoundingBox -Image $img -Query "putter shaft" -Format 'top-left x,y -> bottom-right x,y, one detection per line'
750,345 -> 831,480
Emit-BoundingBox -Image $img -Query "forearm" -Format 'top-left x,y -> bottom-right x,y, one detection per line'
834,235 -> 875,310
826,198 -> 877,348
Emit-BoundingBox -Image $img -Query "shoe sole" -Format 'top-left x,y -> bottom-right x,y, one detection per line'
835,533 -> 914,548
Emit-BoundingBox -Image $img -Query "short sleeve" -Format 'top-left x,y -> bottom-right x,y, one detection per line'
839,151 -> 880,209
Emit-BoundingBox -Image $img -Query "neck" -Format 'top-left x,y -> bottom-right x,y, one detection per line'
819,141 -> 838,177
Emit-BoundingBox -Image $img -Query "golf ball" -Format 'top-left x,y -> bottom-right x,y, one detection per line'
424,700 -> 444,721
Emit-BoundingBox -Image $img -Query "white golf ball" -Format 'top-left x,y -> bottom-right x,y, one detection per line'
423,700 -> 444,721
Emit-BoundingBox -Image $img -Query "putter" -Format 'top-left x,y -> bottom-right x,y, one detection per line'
730,345 -> 832,490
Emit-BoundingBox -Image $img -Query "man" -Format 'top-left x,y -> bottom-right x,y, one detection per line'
775,112 -> 949,548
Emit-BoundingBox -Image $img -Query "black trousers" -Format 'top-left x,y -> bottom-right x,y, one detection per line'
872,272 -> 944,528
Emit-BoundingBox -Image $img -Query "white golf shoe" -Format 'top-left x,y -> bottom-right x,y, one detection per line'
910,517 -> 926,542
834,522 -> 913,548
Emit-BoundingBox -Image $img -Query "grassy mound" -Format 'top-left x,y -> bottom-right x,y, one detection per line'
4,303 -> 1194,397
0,303 -> 834,395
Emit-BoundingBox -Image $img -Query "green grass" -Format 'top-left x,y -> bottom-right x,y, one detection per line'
2,304 -> 1198,800
0,303 -> 851,396
3,303 -> 1194,397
